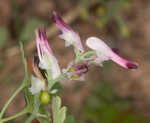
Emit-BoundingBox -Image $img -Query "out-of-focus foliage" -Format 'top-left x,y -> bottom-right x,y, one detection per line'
81,81 -> 150,123
81,0 -> 131,37
12,0 -> 47,43
19,18 -> 45,42
0,27 -> 9,48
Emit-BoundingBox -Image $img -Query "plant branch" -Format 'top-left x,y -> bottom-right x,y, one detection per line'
0,108 -> 29,123
25,93 -> 40,123
0,82 -> 26,119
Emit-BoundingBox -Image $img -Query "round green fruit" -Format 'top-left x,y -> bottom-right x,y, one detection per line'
40,91 -> 51,104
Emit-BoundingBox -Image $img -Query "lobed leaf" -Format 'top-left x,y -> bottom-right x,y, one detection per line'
52,96 -> 67,123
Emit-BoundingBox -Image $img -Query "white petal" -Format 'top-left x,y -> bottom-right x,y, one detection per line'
50,89 -> 58,94
59,31 -> 84,52
96,51 -> 109,62
65,40 -> 71,47
86,37 -> 138,69
51,55 -> 61,79
86,37 -> 112,55
29,76 -> 44,94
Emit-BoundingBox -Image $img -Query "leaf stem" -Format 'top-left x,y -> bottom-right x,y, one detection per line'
25,93 -> 40,123
74,50 -> 96,64
0,82 -> 26,119
47,73 -> 67,91
0,108 -> 29,123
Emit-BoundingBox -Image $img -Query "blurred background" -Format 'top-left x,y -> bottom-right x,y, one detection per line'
0,0 -> 149,122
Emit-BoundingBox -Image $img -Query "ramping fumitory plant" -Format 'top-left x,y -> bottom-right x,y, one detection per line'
0,11 -> 138,123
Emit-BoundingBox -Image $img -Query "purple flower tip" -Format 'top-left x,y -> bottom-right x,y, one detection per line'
78,64 -> 89,73
73,64 -> 89,74
126,62 -> 138,69
52,11 -> 61,23
112,48 -> 120,55
51,11 -> 71,30
41,27 -> 47,40
37,27 -> 47,40
33,56 -> 39,66
33,56 -> 41,77
51,12 -> 57,22
38,29 -> 42,40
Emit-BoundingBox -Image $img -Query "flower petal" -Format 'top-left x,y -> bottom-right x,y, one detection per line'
52,11 -> 71,31
35,27 -> 61,79
51,55 -> 61,79
52,11 -> 84,52
86,37 -> 138,69
63,63 -> 88,81
29,76 -> 45,94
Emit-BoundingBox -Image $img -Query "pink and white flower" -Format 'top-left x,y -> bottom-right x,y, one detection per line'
36,27 -> 61,79
86,37 -> 138,69
63,62 -> 88,81
52,11 -> 84,53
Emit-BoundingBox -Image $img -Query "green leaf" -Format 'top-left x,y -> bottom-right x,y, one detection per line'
51,82 -> 63,96
52,96 -> 61,114
52,96 -> 67,123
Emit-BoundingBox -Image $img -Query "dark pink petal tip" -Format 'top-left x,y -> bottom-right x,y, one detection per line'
51,11 -> 71,30
37,27 -> 47,40
33,56 -> 39,66
112,48 -> 120,55
33,56 -> 39,73
41,27 -> 47,40
51,11 -> 60,23
37,29 -> 42,39
126,62 -> 138,69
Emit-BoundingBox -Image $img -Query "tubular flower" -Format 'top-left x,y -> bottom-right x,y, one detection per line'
86,37 -> 138,69
63,63 -> 88,81
36,27 -> 61,79
52,11 -> 84,53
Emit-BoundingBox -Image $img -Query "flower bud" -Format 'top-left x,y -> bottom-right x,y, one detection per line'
63,63 -> 88,81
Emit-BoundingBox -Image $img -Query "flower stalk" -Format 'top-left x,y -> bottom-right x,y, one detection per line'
0,108 -> 29,123
0,82 -> 27,120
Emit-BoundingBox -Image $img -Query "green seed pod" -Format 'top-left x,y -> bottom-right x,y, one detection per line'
40,91 -> 51,104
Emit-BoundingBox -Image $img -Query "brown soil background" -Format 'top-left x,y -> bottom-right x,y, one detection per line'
0,0 -> 150,121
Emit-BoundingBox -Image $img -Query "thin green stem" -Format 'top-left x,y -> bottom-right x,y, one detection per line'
0,108 -> 29,123
25,94 -> 40,123
53,73 -> 67,83
74,50 -> 96,64
0,82 -> 26,119
47,70 -> 53,91
81,51 -> 96,59
47,72 -> 67,91
37,113 -> 47,118
20,42 -> 28,80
